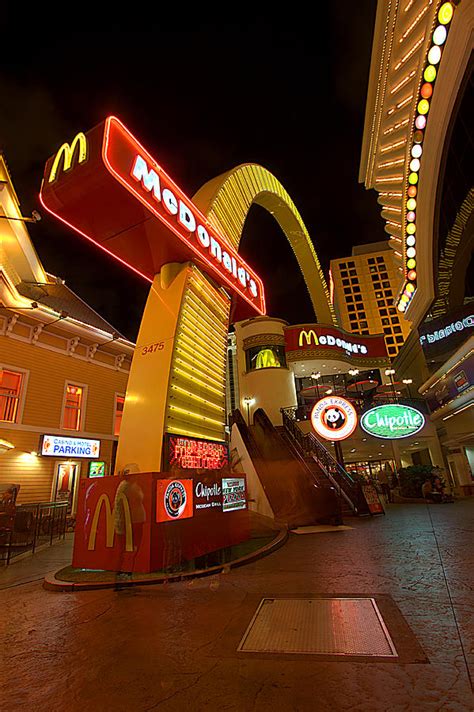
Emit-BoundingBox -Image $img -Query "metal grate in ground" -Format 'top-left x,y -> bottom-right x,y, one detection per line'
238,597 -> 398,657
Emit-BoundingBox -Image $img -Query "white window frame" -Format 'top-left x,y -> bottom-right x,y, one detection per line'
0,363 -> 29,425
60,380 -> 88,431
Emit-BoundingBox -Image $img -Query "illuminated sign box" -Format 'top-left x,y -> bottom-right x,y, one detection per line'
360,404 -> 425,439
419,305 -> 474,359
40,117 -> 265,320
41,435 -> 100,458
89,461 -> 106,477
222,478 -> 246,512
166,434 -> 229,472
310,396 -> 358,441
284,324 -> 388,360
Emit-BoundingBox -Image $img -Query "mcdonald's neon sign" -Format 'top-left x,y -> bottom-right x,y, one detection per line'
87,492 -> 134,552
48,132 -> 87,183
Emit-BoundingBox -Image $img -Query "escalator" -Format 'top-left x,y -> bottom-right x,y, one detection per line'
231,408 -> 341,528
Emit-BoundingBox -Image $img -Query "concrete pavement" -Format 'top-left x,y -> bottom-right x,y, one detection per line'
1,501 -> 473,711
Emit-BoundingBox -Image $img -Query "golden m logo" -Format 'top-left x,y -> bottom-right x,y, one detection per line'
87,492 -> 133,552
48,132 -> 87,183
298,329 -> 319,347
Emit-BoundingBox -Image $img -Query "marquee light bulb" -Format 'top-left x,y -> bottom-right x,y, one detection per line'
409,173 -> 418,185
401,294 -> 409,303
407,211 -> 416,222
428,46 -> 442,65
406,283 -> 415,293
413,130 -> 424,144
411,145 -> 422,159
407,269 -> 417,280
433,25 -> 447,45
410,158 -> 421,172
406,223 -> 416,235
407,247 -> 416,258
407,259 -> 416,269
406,235 -> 416,246
438,2 -> 454,25
406,198 -> 417,210
424,65 -> 437,83
398,303 -> 406,312
408,186 -> 417,197
418,99 -> 430,115
420,83 -> 433,99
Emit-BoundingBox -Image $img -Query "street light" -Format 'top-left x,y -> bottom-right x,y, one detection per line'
385,368 -> 397,401
243,397 -> 255,427
402,378 -> 413,399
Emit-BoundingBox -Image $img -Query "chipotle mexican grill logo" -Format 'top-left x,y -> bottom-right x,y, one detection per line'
164,480 -> 187,518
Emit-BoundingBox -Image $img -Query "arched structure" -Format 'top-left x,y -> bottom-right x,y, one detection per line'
193,163 -> 336,325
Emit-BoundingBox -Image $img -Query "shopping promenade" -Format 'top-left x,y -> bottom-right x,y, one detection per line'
1,500 -> 473,711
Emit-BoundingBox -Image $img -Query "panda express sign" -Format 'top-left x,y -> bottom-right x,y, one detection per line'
285,325 -> 388,360
40,117 -> 265,320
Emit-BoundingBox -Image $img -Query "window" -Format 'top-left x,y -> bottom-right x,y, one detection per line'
380,309 -> 388,316
380,272 -> 388,280
376,256 -> 384,263
343,287 -> 351,295
347,304 -> 356,312
382,281 -> 390,289
360,321 -> 368,328
395,335 -> 404,343
349,313 -> 357,321
353,286 -> 361,293
386,336 -> 395,344
62,383 -> 84,430
0,369 -> 23,423
246,345 -> 286,371
342,279 -> 350,287
368,258 -> 375,265
361,330 -> 370,335
382,318 -> 390,326
393,325 -> 402,334
341,270 -> 348,277
114,395 -> 125,436
346,295 -> 354,303
354,294 -> 362,302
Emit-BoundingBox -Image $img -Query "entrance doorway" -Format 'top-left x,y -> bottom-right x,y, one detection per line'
53,462 -> 79,513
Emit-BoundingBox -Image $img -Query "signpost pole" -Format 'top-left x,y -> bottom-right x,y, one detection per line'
334,441 -> 345,469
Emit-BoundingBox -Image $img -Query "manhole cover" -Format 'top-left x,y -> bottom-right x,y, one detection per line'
238,598 -> 398,657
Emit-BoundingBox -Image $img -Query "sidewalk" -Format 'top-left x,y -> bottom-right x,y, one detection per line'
0,534 -> 73,590
1,502 -> 473,711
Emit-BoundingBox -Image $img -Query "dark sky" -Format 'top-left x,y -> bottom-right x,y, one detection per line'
1,6 -> 384,340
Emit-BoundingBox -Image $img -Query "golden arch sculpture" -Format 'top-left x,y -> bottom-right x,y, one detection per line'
193,163 -> 336,325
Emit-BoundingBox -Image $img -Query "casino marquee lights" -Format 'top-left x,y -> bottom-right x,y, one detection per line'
397,1 -> 456,314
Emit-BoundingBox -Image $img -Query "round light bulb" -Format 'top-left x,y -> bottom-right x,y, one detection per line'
406,223 -> 416,234
420,83 -> 433,99
407,211 -> 416,222
407,269 -> 417,280
407,247 -> 416,258
407,235 -> 416,246
408,186 -> 417,197
433,25 -> 447,45
413,130 -> 424,144
406,198 -> 417,210
407,259 -> 417,269
428,46 -> 442,65
438,2 -> 454,25
406,283 -> 415,293
410,158 -> 421,172
418,99 -> 430,115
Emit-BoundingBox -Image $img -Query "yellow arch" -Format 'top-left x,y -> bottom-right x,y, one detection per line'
193,163 -> 336,325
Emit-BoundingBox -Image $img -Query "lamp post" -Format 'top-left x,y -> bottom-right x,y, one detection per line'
402,378 -> 413,400
385,368 -> 396,402
243,397 -> 255,427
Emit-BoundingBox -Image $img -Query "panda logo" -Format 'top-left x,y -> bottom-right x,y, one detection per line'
323,406 -> 347,431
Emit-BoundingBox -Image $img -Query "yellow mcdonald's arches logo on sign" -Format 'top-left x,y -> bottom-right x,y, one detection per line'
298,329 -> 319,347
48,132 -> 88,183
87,492 -> 134,552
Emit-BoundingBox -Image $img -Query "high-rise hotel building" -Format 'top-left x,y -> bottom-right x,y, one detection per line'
330,241 -> 411,359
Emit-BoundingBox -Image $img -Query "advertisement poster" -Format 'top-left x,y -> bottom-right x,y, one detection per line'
156,479 -> 194,522
165,434 -> 229,472
222,478 -> 246,512
362,483 -> 385,515
89,461 -> 106,477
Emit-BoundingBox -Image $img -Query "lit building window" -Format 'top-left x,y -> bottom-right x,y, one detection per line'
114,395 -> 125,436
63,383 -> 84,430
0,369 -> 23,423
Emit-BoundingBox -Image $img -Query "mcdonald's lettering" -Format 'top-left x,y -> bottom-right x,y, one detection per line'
87,492 -> 134,552
48,132 -> 88,183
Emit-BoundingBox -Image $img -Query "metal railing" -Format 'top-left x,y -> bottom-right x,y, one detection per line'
281,407 -> 370,515
0,501 -> 68,565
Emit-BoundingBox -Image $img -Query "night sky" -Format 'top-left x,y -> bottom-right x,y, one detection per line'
1,6 -> 384,341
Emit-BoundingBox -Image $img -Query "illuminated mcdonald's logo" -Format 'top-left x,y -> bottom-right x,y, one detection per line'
299,329 -> 319,347
87,492 -> 134,552
48,132 -> 87,183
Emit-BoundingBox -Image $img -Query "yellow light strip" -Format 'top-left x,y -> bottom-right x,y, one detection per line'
378,158 -> 405,169
175,357 -> 225,388
394,35 -> 425,71
168,404 -> 224,427
166,424 -> 221,441
175,344 -> 225,378
182,304 -> 228,340
390,71 -> 416,95
180,321 -> 226,357
173,367 -> 225,399
399,4 -> 430,43
375,175 -> 404,184
184,294 -> 229,333
171,381 -> 225,407
179,329 -> 226,366
381,138 -> 407,152
169,387 -> 224,415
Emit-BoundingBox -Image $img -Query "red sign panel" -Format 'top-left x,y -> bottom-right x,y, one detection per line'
285,324 -> 388,359
40,117 -> 265,320
156,478 -> 194,522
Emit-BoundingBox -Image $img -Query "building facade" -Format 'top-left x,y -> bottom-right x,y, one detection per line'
330,241 -> 412,359
0,156 -> 134,509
